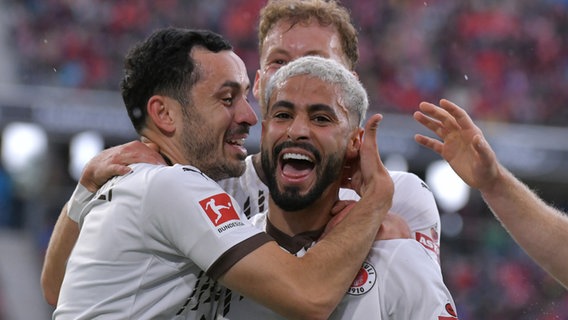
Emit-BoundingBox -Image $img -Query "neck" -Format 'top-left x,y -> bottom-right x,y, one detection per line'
143,131 -> 187,166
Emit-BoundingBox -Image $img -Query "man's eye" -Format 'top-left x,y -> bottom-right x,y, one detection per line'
222,97 -> 234,105
313,115 -> 331,123
268,59 -> 287,67
274,112 -> 292,119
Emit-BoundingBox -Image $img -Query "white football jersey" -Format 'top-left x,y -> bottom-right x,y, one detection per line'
56,163 -> 269,319
221,214 -> 459,320
218,155 -> 441,263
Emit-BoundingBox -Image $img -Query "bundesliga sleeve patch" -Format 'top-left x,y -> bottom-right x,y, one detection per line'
199,193 -> 241,228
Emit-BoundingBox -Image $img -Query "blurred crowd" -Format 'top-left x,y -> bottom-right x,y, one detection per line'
5,0 -> 568,125
1,0 -> 568,319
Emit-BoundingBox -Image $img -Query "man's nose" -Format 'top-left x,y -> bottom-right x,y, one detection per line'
235,97 -> 258,126
287,116 -> 309,141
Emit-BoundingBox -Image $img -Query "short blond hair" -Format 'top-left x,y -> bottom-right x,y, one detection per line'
258,0 -> 359,70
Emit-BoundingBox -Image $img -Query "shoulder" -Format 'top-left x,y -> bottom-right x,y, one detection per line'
389,170 -> 430,192
146,164 -> 214,187
218,156 -> 265,195
389,170 -> 439,229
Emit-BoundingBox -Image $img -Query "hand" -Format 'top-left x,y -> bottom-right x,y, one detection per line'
343,114 -> 394,203
79,140 -> 165,192
413,99 -> 500,190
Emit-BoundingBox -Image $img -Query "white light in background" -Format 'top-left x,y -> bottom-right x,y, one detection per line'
425,160 -> 470,237
69,131 -> 104,181
384,153 -> 409,172
425,160 -> 470,213
1,122 -> 48,174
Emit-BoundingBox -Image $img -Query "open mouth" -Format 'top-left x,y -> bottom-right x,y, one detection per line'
281,152 -> 315,178
226,138 -> 246,147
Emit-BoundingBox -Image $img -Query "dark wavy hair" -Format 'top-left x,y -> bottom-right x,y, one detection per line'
120,27 -> 232,133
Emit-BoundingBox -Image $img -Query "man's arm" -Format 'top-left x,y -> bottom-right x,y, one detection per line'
219,114 -> 394,319
41,203 -> 78,306
40,140 -> 165,305
414,99 -> 568,288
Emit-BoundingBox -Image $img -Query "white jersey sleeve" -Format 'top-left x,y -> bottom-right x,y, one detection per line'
67,183 -> 95,223
56,163 -> 270,319
143,164 -> 267,273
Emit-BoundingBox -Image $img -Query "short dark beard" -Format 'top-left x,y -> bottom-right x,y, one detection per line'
179,102 -> 247,181
261,141 -> 342,211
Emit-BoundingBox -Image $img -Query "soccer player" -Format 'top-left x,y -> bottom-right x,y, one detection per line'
224,56 -> 458,319
42,0 -> 440,306
222,0 -> 441,264
414,98 -> 568,289
52,27 -> 394,319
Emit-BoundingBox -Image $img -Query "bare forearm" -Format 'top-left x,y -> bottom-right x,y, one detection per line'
481,168 -> 568,288
41,203 -> 80,305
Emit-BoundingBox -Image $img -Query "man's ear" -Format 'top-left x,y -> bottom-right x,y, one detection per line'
253,69 -> 262,101
147,95 -> 176,135
345,127 -> 363,159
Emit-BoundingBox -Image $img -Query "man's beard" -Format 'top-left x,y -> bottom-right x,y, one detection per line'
180,107 -> 247,181
261,141 -> 343,211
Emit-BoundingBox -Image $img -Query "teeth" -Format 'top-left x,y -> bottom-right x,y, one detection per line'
282,153 -> 312,162
228,138 -> 245,146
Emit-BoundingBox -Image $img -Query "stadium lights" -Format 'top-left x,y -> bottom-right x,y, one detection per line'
69,131 -> 104,181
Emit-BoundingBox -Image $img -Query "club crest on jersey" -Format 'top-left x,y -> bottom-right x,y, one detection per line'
348,262 -> 376,296
199,193 -> 243,232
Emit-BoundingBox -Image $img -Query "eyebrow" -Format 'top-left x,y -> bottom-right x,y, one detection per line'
269,100 -> 337,116
268,48 -> 329,59
219,80 -> 250,92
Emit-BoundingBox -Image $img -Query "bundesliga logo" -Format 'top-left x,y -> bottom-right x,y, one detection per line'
348,262 -> 376,296
199,193 -> 241,230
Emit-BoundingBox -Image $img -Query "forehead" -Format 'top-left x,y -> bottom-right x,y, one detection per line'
192,48 -> 249,88
271,74 -> 348,115
261,20 -> 346,65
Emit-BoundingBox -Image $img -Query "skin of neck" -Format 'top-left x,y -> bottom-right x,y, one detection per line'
141,128 -> 187,165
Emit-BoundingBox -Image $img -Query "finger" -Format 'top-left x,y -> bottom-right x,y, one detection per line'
360,113 -> 384,166
413,110 -> 444,139
362,113 -> 382,148
414,134 -> 444,155
419,101 -> 462,134
439,99 -> 477,132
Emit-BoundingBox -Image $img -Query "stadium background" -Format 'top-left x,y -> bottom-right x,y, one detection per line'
0,0 -> 567,319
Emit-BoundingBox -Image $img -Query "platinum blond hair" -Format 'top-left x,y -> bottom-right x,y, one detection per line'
263,56 -> 368,127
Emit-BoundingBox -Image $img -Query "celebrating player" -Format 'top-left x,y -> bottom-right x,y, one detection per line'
221,55 -> 458,319
53,28 -> 393,319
